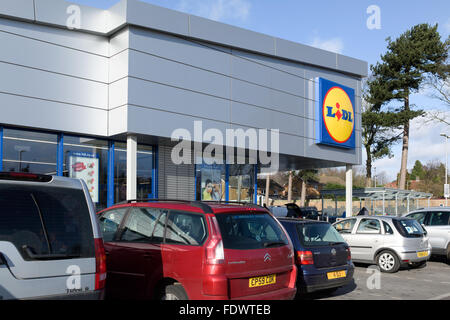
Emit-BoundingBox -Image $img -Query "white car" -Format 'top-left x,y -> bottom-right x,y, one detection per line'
405,208 -> 450,262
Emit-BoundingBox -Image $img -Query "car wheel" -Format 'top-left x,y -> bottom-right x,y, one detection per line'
160,284 -> 188,301
377,250 -> 400,273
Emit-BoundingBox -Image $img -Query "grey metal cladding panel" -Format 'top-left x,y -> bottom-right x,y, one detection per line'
304,140 -> 361,165
129,27 -> 231,76
230,102 -> 303,137
270,68 -> 305,98
0,0 -> 34,21
231,79 -> 304,117
128,50 -> 230,100
189,15 -> 276,56
127,0 -> 189,36
275,38 -> 337,71
229,124 -> 305,158
108,105 -> 128,136
126,105 -> 229,140
0,62 -> 108,109
109,50 -> 129,83
0,30 -> 108,83
232,49 -> 307,79
0,93 -> 108,136
337,54 -> 368,78
110,28 -> 129,57
34,0 -> 108,34
128,77 -> 230,122
109,78 -> 128,110
0,18 -> 109,56
304,65 -> 361,100
231,55 -> 271,87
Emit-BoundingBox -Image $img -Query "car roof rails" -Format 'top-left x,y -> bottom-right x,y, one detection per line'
201,200 -> 270,212
116,199 -> 214,214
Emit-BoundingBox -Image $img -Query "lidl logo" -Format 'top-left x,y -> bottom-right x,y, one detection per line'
316,78 -> 356,149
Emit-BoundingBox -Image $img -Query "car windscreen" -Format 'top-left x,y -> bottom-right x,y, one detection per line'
297,223 -> 346,247
392,219 -> 425,238
0,185 -> 94,260
215,213 -> 289,250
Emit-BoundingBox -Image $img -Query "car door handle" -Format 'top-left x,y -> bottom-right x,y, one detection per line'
143,253 -> 151,259
104,250 -> 110,256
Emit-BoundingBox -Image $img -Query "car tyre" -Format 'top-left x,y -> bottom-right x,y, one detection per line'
377,250 -> 400,273
160,284 -> 188,301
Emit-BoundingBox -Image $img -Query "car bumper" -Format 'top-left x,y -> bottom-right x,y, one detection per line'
399,249 -> 431,263
31,289 -> 105,300
298,263 -> 354,294
201,287 -> 297,300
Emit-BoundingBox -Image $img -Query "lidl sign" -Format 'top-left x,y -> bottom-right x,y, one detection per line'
315,78 -> 355,149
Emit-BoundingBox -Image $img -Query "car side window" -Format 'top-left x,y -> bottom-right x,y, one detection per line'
165,211 -> 207,246
407,212 -> 427,225
357,219 -> 381,234
383,221 -> 394,235
428,212 -> 450,226
333,219 -> 357,234
99,209 -> 128,242
120,207 -> 163,242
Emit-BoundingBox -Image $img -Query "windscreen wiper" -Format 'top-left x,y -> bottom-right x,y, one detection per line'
22,246 -> 80,261
263,241 -> 286,248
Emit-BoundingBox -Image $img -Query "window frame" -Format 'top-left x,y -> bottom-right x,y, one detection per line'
356,218 -> 382,235
118,206 -> 168,243
164,210 -> 209,247
98,207 -> 131,242
333,218 -> 357,234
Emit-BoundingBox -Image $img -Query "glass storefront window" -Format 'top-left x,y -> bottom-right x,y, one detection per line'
114,142 -> 127,205
229,164 -> 255,203
196,158 -> 226,201
137,145 -> 153,200
2,128 -> 57,175
63,136 -> 108,211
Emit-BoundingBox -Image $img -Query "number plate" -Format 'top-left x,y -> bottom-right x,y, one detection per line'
249,274 -> 276,288
327,270 -> 347,280
417,251 -> 429,258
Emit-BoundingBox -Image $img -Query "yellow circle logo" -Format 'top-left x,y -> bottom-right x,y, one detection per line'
323,87 -> 354,143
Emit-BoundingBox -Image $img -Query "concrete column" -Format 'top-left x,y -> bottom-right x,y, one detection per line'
287,171 -> 293,202
127,134 -> 137,200
346,165 -> 353,218
265,174 -> 270,206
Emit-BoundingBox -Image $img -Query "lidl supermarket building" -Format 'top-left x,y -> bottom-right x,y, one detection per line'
0,0 -> 367,213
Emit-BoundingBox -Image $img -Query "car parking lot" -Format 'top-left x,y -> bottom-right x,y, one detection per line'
301,257 -> 450,300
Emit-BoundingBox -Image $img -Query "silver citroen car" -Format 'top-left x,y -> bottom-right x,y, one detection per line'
332,216 -> 431,273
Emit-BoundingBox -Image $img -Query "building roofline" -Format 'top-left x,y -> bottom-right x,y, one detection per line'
0,0 -> 368,78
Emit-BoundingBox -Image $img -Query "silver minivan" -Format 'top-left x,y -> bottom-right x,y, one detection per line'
333,216 -> 431,273
406,208 -> 450,262
0,172 -> 106,300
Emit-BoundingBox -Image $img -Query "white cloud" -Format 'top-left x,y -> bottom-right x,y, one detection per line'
177,0 -> 251,22
310,37 -> 344,54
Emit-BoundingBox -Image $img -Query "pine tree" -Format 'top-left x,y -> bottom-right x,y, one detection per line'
370,24 -> 449,190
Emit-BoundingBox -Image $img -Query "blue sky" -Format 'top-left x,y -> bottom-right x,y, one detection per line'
72,0 -> 450,182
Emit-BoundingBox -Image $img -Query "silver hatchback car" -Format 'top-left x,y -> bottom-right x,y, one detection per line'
333,216 -> 431,273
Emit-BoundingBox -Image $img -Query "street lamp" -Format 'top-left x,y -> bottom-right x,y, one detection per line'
441,133 -> 449,206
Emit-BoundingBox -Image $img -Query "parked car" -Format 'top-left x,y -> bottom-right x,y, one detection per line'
0,172 -> 106,300
97,200 -> 297,300
332,216 -> 431,273
277,218 -> 354,294
405,208 -> 450,262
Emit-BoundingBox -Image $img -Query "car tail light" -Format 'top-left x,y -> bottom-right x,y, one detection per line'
296,251 -> 314,265
346,248 -> 352,261
0,172 -> 52,182
205,216 -> 225,265
94,238 -> 107,290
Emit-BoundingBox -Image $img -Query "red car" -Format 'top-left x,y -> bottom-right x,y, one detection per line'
97,200 -> 297,300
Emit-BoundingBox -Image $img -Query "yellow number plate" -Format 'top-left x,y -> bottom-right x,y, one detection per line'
249,274 -> 276,288
417,251 -> 429,258
327,270 -> 347,280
